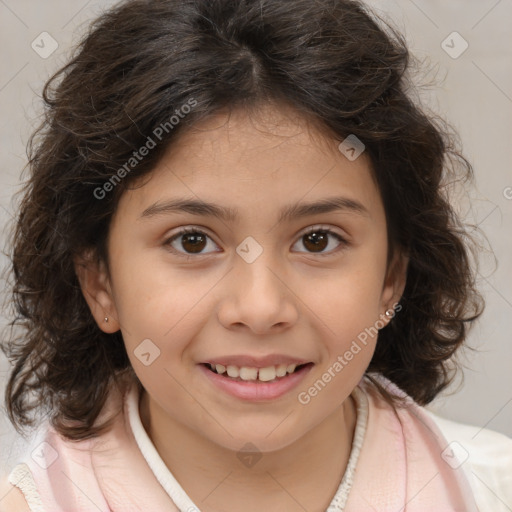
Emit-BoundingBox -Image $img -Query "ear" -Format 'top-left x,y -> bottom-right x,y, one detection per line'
74,250 -> 120,333
380,249 -> 408,320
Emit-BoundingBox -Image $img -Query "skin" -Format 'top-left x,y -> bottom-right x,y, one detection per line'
76,104 -> 407,512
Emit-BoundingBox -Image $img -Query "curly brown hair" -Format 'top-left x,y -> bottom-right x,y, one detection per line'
2,0 -> 483,441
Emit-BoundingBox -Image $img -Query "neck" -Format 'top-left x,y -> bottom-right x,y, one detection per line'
139,391 -> 357,512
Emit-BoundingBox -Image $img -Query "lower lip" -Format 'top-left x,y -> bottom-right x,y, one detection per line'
198,363 -> 313,401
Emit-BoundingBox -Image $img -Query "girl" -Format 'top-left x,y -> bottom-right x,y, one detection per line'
1,0 -> 511,510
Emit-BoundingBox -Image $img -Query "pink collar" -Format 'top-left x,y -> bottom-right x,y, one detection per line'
16,374 -> 478,511
344,375 -> 478,511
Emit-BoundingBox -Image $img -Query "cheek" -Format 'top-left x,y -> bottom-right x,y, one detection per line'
299,252 -> 386,373
296,274 -> 382,412
304,257 -> 386,329
110,253 -> 219,362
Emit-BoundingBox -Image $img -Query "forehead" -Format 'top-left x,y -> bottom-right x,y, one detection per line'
167,105 -> 363,176
117,105 -> 383,225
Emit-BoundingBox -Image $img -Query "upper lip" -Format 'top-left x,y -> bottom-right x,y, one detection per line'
202,354 -> 312,368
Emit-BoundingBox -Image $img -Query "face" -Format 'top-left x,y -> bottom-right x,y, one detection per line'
77,105 -> 405,453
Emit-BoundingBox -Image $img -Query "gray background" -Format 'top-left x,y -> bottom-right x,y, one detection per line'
1,0 -> 511,475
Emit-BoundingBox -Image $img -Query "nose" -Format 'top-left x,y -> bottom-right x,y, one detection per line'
216,250 -> 299,335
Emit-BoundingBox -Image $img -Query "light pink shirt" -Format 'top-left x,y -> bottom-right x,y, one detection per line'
7,374 -> 506,511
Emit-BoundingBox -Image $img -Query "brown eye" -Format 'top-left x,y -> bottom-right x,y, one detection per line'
293,227 -> 347,256
165,228 -> 220,256
302,231 -> 329,252
165,226 -> 347,259
181,232 -> 207,253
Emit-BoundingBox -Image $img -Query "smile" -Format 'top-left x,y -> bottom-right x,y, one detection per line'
198,362 -> 314,401
204,362 -> 308,382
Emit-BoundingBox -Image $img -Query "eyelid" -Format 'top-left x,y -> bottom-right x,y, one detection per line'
296,224 -> 348,240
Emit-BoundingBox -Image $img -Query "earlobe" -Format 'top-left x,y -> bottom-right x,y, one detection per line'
381,250 -> 408,323
73,251 -> 120,333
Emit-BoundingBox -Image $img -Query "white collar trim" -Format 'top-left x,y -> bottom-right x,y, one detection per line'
126,381 -> 368,512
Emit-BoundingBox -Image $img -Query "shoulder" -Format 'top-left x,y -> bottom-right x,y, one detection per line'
0,486 -> 31,512
1,421 -> 93,512
0,381 -> 135,512
0,466 -> 37,512
426,410 -> 512,511
360,374 -> 512,509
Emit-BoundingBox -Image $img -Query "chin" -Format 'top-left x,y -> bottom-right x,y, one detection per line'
199,422 -> 307,455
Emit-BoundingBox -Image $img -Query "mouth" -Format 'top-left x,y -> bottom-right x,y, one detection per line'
201,362 -> 313,383
198,360 -> 314,401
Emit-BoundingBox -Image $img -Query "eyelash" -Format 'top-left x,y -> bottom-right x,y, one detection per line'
163,225 -> 348,259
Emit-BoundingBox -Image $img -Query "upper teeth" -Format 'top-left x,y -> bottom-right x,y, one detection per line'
210,363 -> 298,382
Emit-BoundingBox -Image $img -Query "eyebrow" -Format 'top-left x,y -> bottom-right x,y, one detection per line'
140,196 -> 369,224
